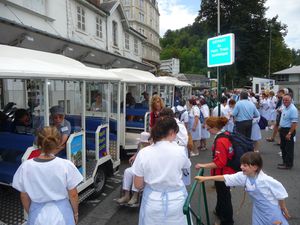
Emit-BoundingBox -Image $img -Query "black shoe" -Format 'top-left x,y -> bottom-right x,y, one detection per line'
277,163 -> 285,167
277,165 -> 292,170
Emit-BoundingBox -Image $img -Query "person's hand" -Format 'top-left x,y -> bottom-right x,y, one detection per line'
195,176 -> 206,183
74,213 -> 79,224
281,207 -> 291,219
192,127 -> 196,132
195,163 -> 205,170
285,133 -> 291,141
129,155 -> 136,164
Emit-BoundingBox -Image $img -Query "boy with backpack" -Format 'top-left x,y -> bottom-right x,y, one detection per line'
195,116 -> 254,225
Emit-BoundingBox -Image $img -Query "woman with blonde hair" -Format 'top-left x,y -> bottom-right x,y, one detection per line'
149,95 -> 164,128
13,126 -> 83,225
195,116 -> 235,225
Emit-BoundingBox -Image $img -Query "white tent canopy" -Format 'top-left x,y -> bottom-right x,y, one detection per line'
109,68 -> 174,85
158,76 -> 191,87
0,45 -> 120,81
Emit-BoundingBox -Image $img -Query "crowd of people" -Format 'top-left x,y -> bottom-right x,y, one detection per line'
7,87 -> 298,225
117,88 -> 298,225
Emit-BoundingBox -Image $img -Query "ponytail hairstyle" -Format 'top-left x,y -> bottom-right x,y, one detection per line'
206,116 -> 228,130
37,126 -> 61,155
150,117 -> 179,143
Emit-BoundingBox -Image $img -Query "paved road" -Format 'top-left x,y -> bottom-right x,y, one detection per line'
79,128 -> 300,225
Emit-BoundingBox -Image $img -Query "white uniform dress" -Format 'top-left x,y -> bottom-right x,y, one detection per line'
224,105 -> 234,132
259,98 -> 270,121
175,118 -> 190,185
268,96 -> 277,121
224,171 -> 289,225
251,116 -> 262,141
13,157 -> 83,225
132,141 -> 191,225
188,105 -> 201,141
200,104 -> 210,139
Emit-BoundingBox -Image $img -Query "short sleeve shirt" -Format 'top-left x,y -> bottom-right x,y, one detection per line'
279,103 -> 298,127
132,141 -> 191,190
12,157 -> 83,202
56,119 -> 71,136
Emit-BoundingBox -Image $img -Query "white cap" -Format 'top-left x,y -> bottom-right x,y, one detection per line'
137,132 -> 150,143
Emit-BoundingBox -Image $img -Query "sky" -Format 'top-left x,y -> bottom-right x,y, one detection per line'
158,0 -> 300,50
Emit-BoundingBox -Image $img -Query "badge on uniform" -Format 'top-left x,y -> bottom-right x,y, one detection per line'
61,126 -> 68,132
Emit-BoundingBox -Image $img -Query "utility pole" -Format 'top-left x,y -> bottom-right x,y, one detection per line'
217,0 -> 221,116
268,24 -> 272,78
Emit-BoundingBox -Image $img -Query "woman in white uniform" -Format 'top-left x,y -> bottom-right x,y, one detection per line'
188,98 -> 201,156
199,98 -> 210,151
13,127 -> 83,225
132,117 -> 191,225
251,116 -> 262,152
259,93 -> 270,121
196,152 -> 290,225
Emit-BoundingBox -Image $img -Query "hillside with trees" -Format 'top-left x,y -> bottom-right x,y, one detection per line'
160,0 -> 300,88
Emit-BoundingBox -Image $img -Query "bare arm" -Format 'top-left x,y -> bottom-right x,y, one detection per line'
134,176 -> 144,190
279,199 -> 291,219
286,123 -> 297,140
68,188 -> 79,224
195,175 -> 225,183
20,192 -> 31,214
195,162 -> 217,170
192,116 -> 199,131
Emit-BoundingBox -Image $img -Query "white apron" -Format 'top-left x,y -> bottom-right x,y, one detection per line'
138,185 -> 188,225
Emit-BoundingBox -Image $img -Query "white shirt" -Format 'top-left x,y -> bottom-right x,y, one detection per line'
172,105 -> 189,123
212,104 -> 227,117
224,171 -> 288,205
13,157 -> 83,203
200,104 -> 210,118
132,141 -> 191,190
175,118 -> 188,146
189,105 -> 200,118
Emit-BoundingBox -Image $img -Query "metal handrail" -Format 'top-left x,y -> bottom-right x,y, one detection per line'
183,169 -> 210,225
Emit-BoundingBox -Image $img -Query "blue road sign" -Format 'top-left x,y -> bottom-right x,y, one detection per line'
207,33 -> 235,67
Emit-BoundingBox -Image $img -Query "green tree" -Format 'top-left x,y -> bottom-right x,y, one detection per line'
160,0 -> 296,88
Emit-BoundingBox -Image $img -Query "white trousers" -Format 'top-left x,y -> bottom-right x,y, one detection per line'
123,167 -> 138,192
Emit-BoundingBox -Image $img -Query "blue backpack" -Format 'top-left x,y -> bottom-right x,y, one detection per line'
214,131 -> 254,171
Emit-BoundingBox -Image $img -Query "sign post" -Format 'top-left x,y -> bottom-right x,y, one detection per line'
207,33 -> 235,116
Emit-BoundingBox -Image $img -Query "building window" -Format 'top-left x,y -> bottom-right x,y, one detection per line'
276,74 -> 289,82
125,33 -> 130,50
139,12 -> 144,22
139,0 -> 144,8
96,16 -> 103,38
134,38 -> 138,55
112,21 -> 118,47
139,28 -> 144,35
125,10 -> 130,19
77,6 -> 85,31
124,0 -> 130,5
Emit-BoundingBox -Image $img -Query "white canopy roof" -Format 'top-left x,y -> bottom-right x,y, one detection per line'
158,76 -> 192,87
109,68 -> 174,85
0,45 -> 120,81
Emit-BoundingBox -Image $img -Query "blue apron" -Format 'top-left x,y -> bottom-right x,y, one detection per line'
28,198 -> 75,225
139,185 -> 188,225
246,178 -> 289,225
